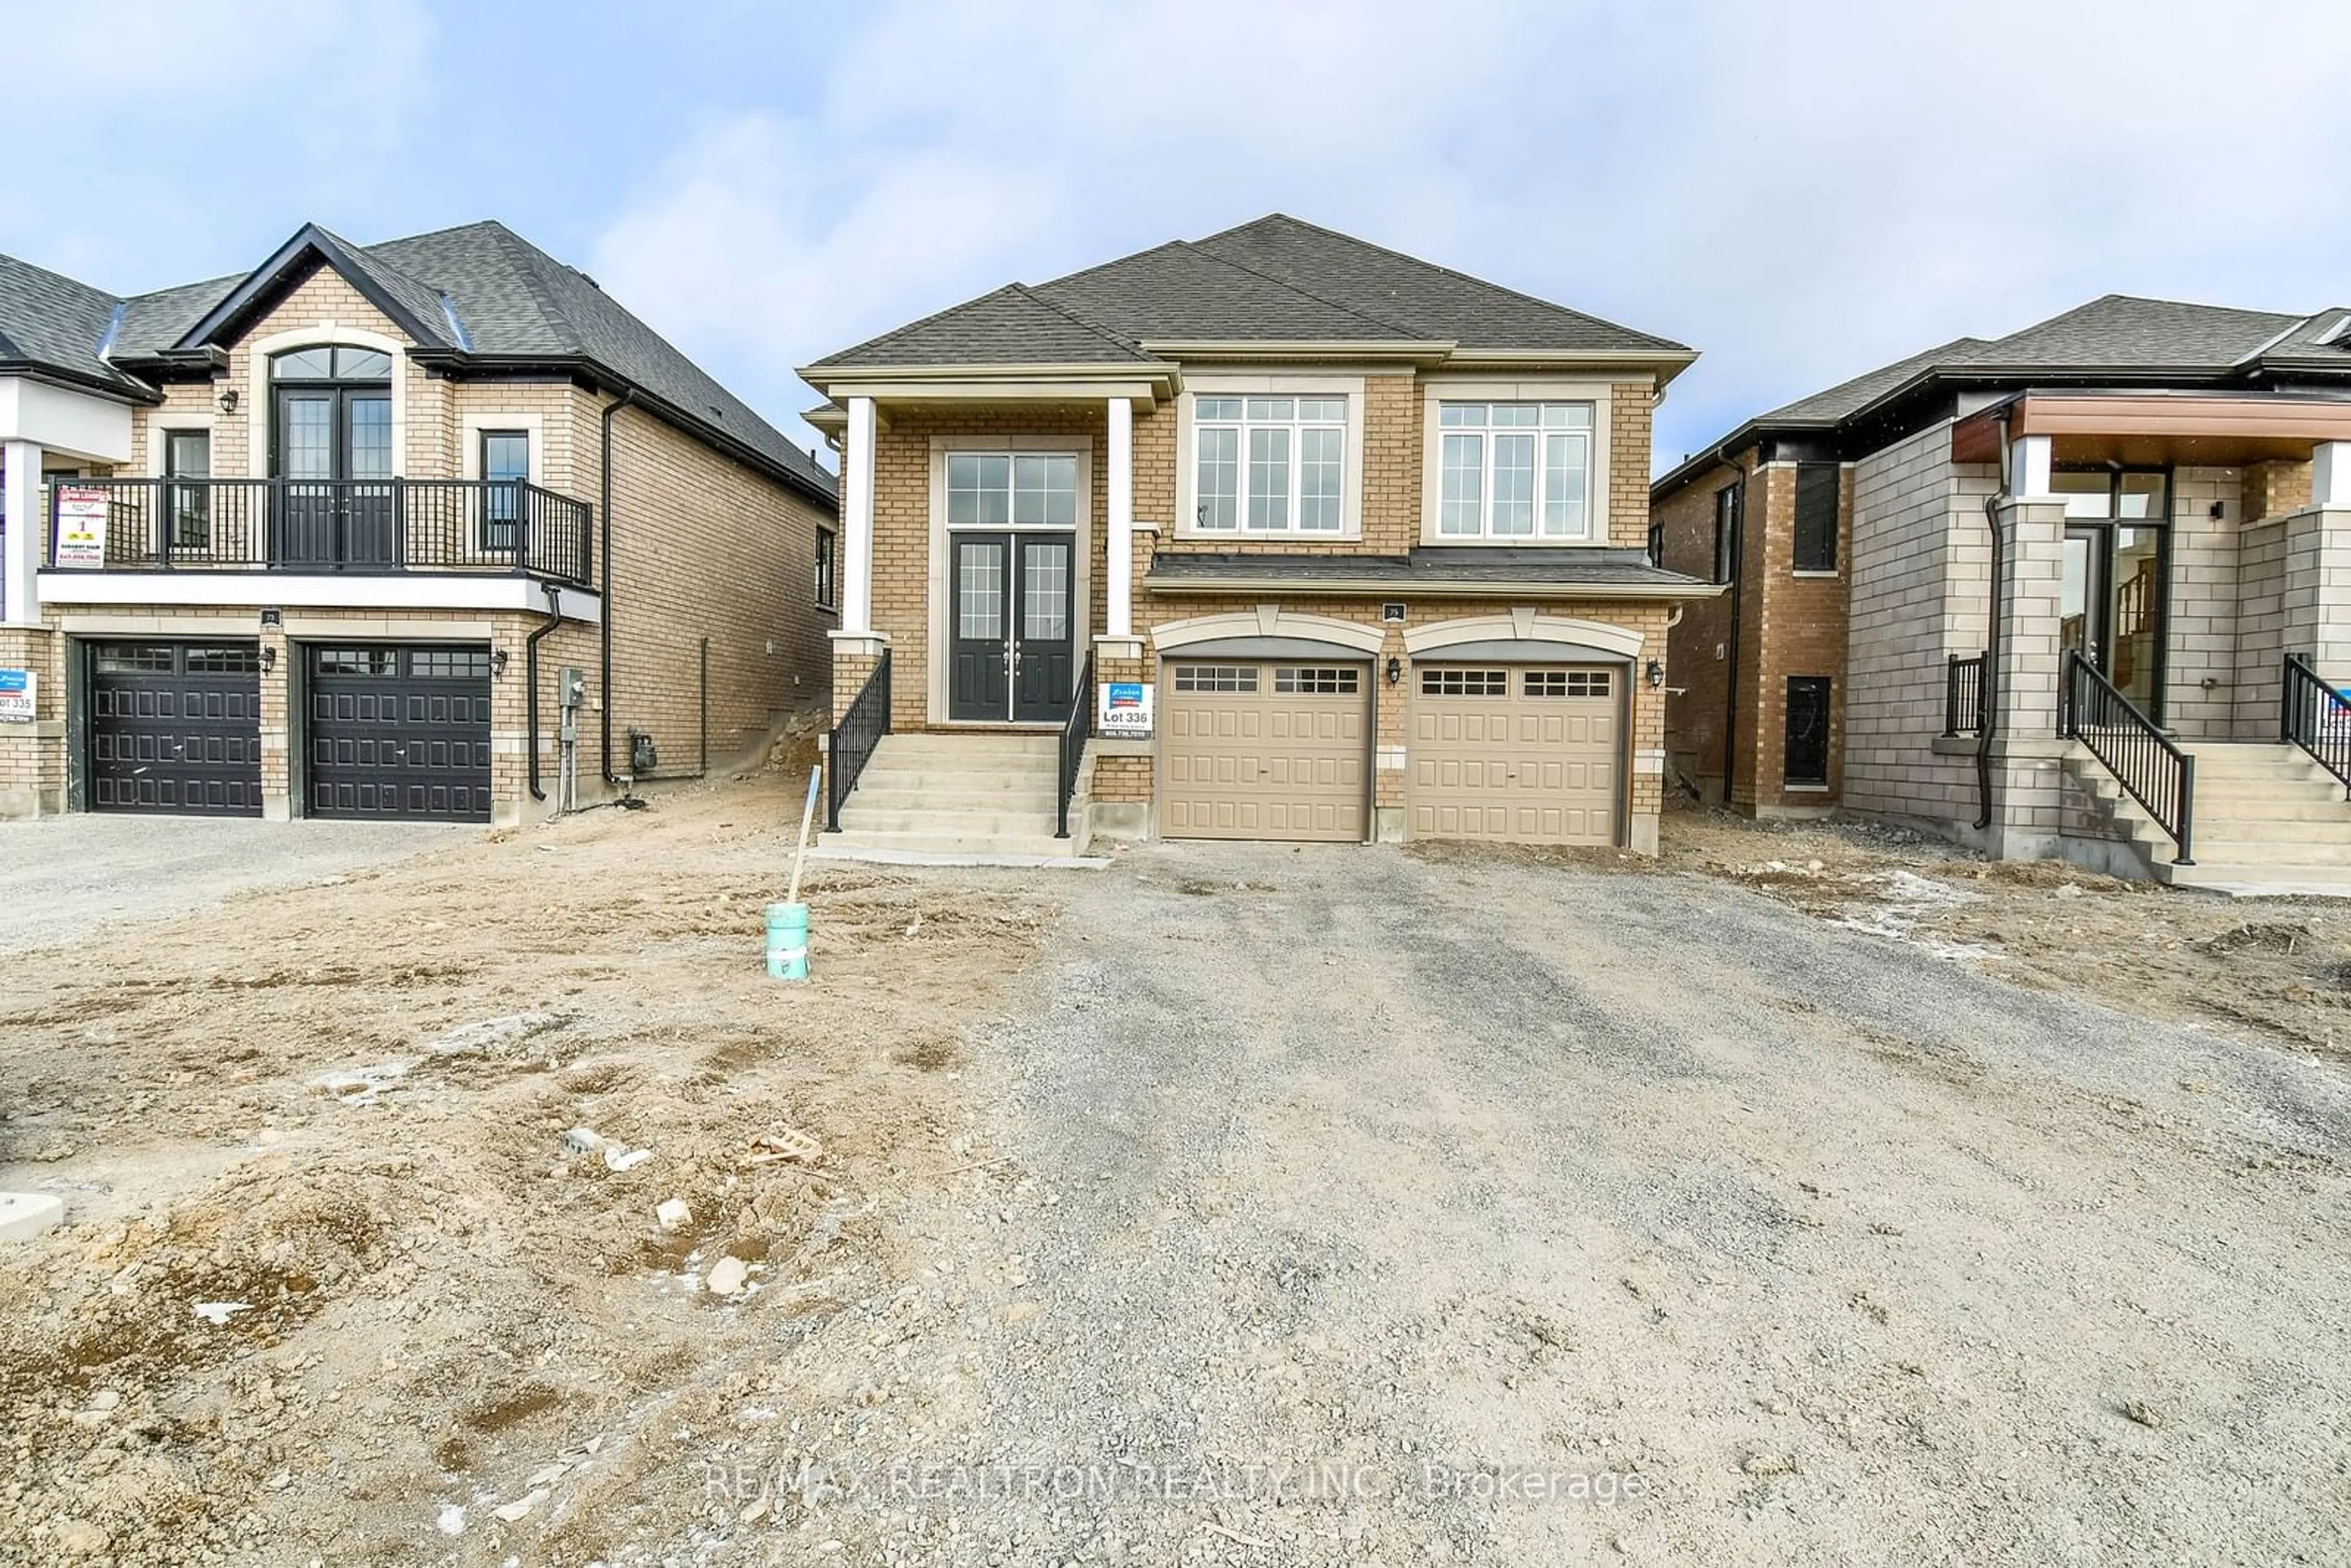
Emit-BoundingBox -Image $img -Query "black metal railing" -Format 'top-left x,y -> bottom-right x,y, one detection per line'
1944,651 -> 1987,737
47,477 -> 594,586
2282,652 -> 2351,797
2062,650 -> 2195,865
826,649 -> 891,833
1056,649 -> 1095,839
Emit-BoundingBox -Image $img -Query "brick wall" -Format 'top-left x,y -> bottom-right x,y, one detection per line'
2242,459 -> 2313,523
0,625 -> 66,815
600,401 -> 834,770
1655,456 -> 1742,798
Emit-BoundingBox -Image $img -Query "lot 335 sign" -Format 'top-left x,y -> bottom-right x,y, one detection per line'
0,669 -> 34,723
1098,681 -> 1153,738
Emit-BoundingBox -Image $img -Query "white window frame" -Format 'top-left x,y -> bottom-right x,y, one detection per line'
1419,378 -> 1620,547
1176,372 -> 1365,540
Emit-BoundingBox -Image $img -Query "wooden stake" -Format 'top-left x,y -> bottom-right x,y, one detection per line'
786,764 -> 821,906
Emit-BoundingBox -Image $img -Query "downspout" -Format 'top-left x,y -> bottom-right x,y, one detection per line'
525,580 -> 564,802
1719,451 -> 1747,806
1976,422 -> 2011,833
599,389 -> 636,786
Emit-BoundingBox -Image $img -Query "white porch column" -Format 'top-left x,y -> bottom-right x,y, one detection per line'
1106,396 -> 1133,638
843,396 -> 876,635
2314,441 -> 2351,508
2,440 -> 43,626
2007,432 -> 2053,499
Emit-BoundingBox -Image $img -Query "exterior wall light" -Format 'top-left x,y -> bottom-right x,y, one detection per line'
1646,659 -> 1665,688
490,649 -> 510,678
1385,656 -> 1402,686
258,645 -> 276,674
217,387 -> 239,415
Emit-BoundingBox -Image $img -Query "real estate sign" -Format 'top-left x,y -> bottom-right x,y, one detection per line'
52,486 -> 108,568
1098,680 -> 1153,739
0,669 -> 33,723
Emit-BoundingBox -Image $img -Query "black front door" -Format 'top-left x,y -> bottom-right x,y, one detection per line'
86,640 -> 263,815
948,532 -> 1074,722
274,383 -> 396,568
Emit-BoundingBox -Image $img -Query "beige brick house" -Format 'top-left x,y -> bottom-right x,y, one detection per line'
1654,294 -> 2351,889
0,221 -> 837,825
798,215 -> 1720,857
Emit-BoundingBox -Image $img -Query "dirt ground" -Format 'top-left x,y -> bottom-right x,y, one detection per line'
1651,801 -> 2351,1059
2,785 -> 2347,1563
0,770 -> 1061,1564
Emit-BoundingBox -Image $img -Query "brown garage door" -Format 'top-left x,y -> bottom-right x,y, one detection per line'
1161,661 -> 1368,841
1410,664 -> 1621,845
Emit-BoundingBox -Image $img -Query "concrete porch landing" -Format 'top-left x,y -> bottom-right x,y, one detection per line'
2068,741 -> 2351,895
820,733 -> 1095,862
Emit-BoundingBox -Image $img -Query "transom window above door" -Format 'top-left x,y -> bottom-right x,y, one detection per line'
271,345 -> 393,381
1438,401 -> 1594,539
1193,396 -> 1347,533
948,452 -> 1077,527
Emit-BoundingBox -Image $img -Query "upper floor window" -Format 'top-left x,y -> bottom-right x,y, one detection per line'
815,525 -> 838,609
480,429 -> 530,548
165,429 -> 211,549
1793,462 -> 1839,572
1714,481 -> 1741,583
1437,402 -> 1592,539
271,345 -> 392,382
1194,396 -> 1346,533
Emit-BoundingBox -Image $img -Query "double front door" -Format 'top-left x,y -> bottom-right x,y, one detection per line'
275,383 -> 395,568
949,532 -> 1074,722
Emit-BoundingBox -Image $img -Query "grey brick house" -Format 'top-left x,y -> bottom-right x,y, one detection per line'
1652,294 -> 2351,889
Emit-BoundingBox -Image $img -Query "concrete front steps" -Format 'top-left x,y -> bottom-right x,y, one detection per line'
817,732 -> 1098,864
2066,741 -> 2351,892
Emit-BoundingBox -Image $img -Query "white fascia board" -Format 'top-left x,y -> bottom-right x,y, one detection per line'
36,572 -> 602,622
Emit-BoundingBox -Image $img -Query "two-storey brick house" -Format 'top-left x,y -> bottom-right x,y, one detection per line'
800,215 -> 1720,857
1654,294 -> 2351,889
0,221 -> 838,823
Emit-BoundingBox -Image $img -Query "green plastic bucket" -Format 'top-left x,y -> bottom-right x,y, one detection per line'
765,901 -> 810,981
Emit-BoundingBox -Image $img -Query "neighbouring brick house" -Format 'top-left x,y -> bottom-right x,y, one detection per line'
798,215 -> 1721,857
1654,294 -> 2351,889
0,221 -> 837,824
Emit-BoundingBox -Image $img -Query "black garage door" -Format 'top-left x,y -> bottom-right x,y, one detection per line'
88,640 -> 263,816
308,644 -> 493,822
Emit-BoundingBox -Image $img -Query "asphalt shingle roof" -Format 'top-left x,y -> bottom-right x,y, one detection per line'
805,213 -> 1690,369
0,252 -> 135,389
1661,293 -> 2351,500
814,283 -> 1148,369
0,220 -> 832,498
1145,546 -> 1706,592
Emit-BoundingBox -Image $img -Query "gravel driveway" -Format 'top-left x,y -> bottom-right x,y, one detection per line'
0,814 -> 462,954
766,841 -> 2350,1565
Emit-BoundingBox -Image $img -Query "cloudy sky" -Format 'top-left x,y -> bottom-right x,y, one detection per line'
8,0 -> 2350,472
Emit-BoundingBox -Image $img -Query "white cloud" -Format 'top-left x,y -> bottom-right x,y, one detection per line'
0,0 -> 434,285
590,0 -> 2351,465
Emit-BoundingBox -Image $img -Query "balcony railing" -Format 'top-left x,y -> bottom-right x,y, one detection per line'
47,478 -> 595,587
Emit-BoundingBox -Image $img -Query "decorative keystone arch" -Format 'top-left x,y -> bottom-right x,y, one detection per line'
1401,609 -> 1644,659
1149,605 -> 1387,656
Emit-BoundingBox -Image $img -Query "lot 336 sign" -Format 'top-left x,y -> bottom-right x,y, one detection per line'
1098,681 -> 1153,738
